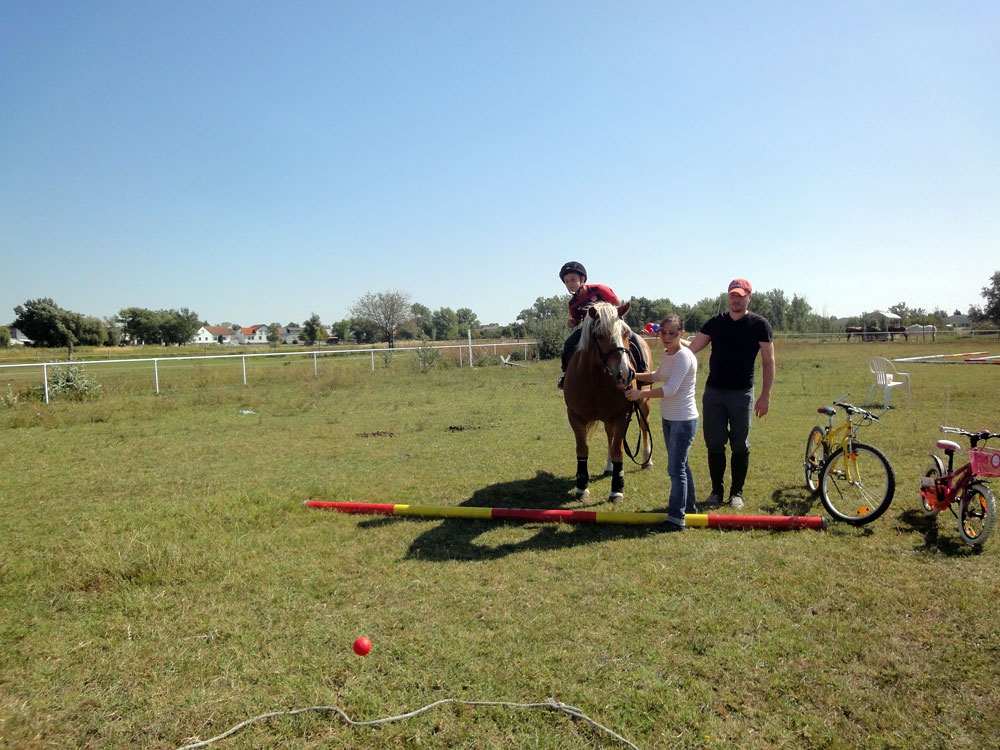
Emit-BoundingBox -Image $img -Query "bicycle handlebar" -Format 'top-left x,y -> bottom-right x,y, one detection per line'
940,426 -> 1000,445
831,396 -> 881,422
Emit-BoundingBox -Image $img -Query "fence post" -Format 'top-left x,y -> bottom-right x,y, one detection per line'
154,359 -> 160,395
43,363 -> 49,404
242,355 -> 248,386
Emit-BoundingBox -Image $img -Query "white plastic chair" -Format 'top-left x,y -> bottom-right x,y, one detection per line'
867,356 -> 911,408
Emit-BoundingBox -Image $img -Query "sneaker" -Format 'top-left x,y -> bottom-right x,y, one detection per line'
703,493 -> 723,508
728,494 -> 745,510
652,520 -> 685,533
557,375 -> 565,390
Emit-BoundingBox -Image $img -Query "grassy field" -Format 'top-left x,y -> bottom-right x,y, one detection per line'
2,339 -> 999,748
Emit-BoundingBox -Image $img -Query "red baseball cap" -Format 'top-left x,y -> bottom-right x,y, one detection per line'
728,278 -> 752,296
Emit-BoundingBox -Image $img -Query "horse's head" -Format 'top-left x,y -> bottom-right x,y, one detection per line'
581,301 -> 634,389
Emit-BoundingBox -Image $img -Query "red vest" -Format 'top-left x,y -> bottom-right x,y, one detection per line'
568,284 -> 620,326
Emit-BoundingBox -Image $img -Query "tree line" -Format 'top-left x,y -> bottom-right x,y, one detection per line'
3,271 -> 999,352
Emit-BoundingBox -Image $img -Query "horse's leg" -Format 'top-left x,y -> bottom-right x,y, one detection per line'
568,413 -> 590,499
604,421 -> 625,503
575,456 -> 589,498
609,460 -> 624,503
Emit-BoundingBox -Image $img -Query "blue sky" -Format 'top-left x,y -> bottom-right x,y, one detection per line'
2,1 -> 997,328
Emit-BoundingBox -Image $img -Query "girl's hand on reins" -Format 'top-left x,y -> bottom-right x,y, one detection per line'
624,388 -> 643,401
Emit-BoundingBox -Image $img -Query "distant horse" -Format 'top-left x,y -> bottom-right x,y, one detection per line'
905,324 -> 938,342
563,302 -> 652,503
845,326 -> 864,341
887,325 -> 908,342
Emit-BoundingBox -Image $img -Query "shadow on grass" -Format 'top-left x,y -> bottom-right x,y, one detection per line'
359,470 -> 657,562
765,485 -> 821,517
894,508 -> 985,556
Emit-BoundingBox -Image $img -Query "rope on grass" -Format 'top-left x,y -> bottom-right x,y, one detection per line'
176,697 -> 641,749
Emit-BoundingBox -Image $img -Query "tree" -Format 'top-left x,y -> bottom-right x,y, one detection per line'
13,298 -> 83,349
117,307 -> 200,345
328,319 -> 352,343
787,295 -> 813,333
755,289 -> 788,331
267,322 -> 282,347
160,308 -> 202,345
518,296 -> 565,325
972,270 -> 1000,328
350,290 -> 413,347
301,313 -> 323,345
117,307 -> 158,345
0,326 -> 10,348
431,307 -> 459,340
625,296 -> 660,331
410,303 -> 433,339
456,307 -> 480,333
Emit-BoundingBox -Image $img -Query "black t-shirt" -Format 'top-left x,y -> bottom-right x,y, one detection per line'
700,312 -> 773,390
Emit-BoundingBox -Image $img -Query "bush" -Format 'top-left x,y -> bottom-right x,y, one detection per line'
1,384 -> 23,408
415,341 -> 441,373
46,363 -> 102,401
531,318 -> 566,361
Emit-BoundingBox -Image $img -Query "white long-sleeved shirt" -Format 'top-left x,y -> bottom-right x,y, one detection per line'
648,346 -> 699,421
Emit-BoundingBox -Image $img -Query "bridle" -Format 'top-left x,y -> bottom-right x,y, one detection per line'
591,324 -> 636,384
590,327 -> 650,465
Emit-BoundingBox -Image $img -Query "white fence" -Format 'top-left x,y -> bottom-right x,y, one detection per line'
0,340 -> 539,404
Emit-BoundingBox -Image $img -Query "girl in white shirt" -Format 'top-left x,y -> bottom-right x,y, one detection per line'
626,315 -> 699,531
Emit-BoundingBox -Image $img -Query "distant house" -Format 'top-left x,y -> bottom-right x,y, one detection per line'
191,325 -> 239,345
278,326 -> 304,345
9,327 -> 33,346
241,324 -> 270,345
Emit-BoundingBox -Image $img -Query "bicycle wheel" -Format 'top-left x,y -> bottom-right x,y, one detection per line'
819,442 -> 895,525
958,482 -> 996,546
804,426 -> 828,493
920,456 -> 945,517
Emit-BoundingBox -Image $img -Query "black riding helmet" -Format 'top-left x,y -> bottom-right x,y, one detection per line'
559,261 -> 587,282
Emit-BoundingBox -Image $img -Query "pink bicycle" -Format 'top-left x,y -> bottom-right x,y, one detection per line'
920,427 -> 1000,546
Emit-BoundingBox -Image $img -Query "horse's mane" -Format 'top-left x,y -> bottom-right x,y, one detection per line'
579,302 -> 625,352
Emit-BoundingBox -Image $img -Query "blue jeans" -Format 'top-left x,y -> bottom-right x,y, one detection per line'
661,417 -> 699,525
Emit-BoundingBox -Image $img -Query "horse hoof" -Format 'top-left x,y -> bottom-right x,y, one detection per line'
575,488 -> 590,501
608,492 -> 624,504
641,461 -> 653,470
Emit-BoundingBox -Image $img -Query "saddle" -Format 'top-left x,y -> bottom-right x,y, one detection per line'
627,331 -> 649,375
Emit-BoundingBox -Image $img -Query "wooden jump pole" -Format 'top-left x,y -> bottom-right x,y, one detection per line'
304,500 -> 828,530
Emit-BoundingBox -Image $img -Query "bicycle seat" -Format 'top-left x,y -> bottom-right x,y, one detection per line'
937,439 -> 961,453
818,406 -> 836,416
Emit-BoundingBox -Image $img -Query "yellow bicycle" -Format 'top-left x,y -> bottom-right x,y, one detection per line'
803,394 -> 895,525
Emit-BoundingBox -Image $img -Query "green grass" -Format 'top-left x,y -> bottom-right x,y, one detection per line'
2,340 -> 1000,748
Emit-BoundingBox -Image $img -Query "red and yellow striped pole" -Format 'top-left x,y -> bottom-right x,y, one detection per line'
304,500 -> 827,530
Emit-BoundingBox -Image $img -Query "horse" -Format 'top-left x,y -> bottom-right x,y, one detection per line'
905,324 -> 938,342
563,301 -> 653,503
845,326 -> 864,341
887,325 -> 908,342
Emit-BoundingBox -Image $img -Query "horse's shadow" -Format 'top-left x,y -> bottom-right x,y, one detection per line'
355,470 -> 654,562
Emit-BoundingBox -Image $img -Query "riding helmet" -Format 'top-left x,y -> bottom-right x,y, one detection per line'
559,261 -> 587,282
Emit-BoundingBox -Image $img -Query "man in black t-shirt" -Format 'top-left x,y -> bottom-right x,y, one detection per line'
688,278 -> 775,510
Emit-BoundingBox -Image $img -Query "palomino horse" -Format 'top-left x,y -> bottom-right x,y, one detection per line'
563,301 -> 652,503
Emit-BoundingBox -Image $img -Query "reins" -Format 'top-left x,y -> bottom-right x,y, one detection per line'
623,378 -> 653,465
